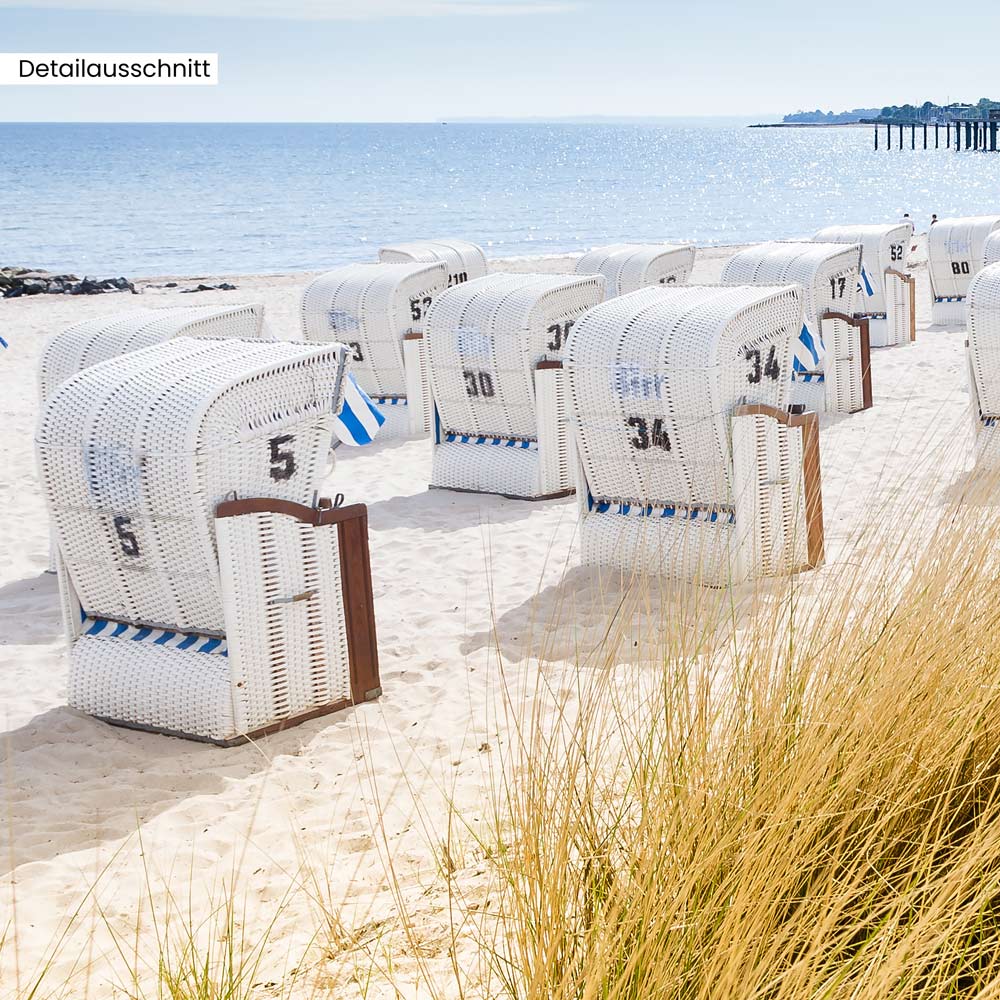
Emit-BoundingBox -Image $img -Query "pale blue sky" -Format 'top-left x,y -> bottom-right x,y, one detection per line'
1,0 -> 997,121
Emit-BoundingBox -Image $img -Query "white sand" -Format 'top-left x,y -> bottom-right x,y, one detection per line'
0,240 -> 976,998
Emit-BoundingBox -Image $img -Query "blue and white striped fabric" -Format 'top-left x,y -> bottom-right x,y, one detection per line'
332,373 -> 385,447
587,494 -> 735,524
792,321 -> 824,384
858,264 -> 876,300
81,617 -> 228,656
444,433 -> 537,450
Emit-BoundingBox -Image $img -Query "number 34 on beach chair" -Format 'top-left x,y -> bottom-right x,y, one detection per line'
564,284 -> 825,587
37,337 -> 381,745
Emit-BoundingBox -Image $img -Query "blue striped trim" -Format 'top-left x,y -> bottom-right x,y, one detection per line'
444,434 -> 536,450
81,617 -> 228,656
375,397 -> 408,407
0,335 -> 7,349
586,493 -> 735,524
859,312 -> 888,320
935,296 -> 965,303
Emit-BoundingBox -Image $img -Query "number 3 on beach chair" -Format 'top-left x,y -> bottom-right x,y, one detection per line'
37,337 -> 380,745
302,261 -> 449,439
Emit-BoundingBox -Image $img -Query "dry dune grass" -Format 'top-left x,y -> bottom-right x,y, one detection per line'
6,418 -> 1000,999
474,468 -> 1000,999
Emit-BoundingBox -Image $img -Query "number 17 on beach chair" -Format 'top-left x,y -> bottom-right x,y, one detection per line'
721,241 -> 870,415
37,337 -> 380,745
813,223 -> 916,347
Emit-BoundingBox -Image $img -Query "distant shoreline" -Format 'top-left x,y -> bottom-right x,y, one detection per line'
750,122 -> 871,129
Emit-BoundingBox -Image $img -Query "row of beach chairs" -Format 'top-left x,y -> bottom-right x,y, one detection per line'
31,221 -> 1000,745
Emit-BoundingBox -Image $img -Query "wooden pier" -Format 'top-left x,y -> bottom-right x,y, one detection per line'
875,118 -> 1000,151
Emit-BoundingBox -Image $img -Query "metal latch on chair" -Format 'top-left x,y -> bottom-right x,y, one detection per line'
269,589 -> 318,606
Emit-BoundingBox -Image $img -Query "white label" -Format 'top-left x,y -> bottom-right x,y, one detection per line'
0,53 -> 219,86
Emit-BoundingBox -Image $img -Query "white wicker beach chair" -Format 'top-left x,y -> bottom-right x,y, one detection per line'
574,243 -> 696,299
37,337 -> 380,745
301,261 -> 448,439
564,284 -> 824,586
813,224 -> 915,348
928,216 -> 1000,326
721,241 -> 869,414
425,272 -> 604,499
964,263 -> 1000,470
38,303 -> 269,407
378,239 -> 488,288
983,231 -> 1000,270
38,304 -> 270,573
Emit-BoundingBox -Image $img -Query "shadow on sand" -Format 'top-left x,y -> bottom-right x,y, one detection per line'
0,572 -> 62,646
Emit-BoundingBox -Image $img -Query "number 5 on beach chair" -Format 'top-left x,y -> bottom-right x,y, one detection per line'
564,284 -> 824,586
37,337 -> 380,745
721,241 -> 870,415
302,262 -> 449,439
813,223 -> 916,347
37,303 -> 272,573
424,273 -> 605,500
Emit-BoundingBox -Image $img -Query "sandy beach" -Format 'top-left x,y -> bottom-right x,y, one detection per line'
0,237 -> 979,998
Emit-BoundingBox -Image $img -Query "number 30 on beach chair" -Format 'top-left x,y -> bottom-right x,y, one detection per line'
424,272 -> 605,500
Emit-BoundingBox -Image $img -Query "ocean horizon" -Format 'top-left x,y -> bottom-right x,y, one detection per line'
2,121 -> 998,277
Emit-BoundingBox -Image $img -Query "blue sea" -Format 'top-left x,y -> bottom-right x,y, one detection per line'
3,122 -> 1000,277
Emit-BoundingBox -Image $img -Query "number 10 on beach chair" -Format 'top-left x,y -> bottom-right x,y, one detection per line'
424,273 -> 605,500
564,284 -> 825,587
37,337 -> 380,745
